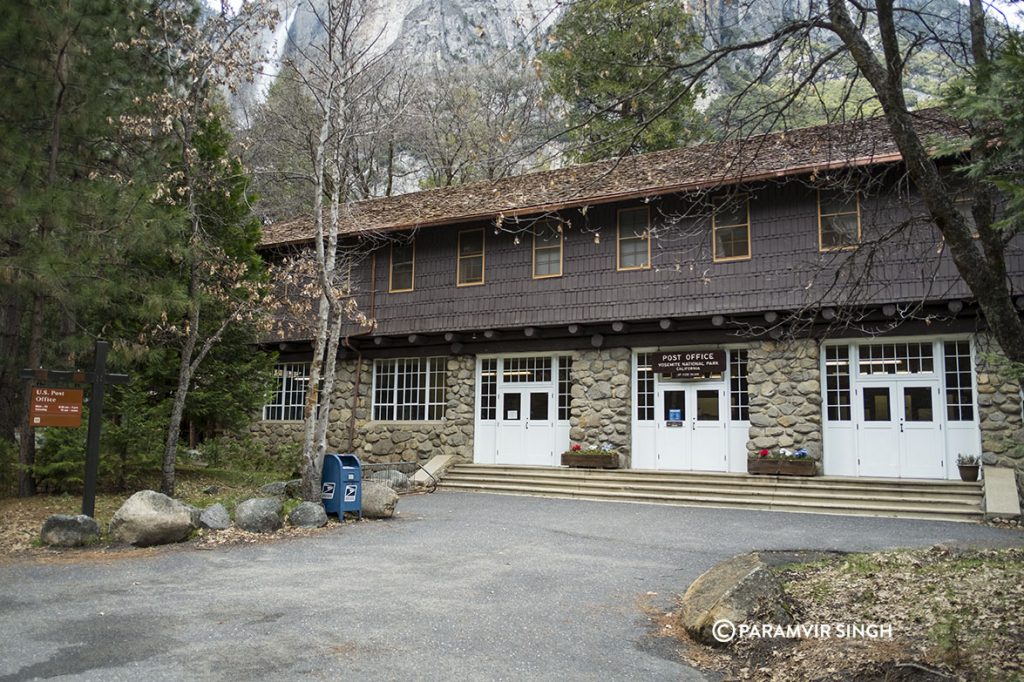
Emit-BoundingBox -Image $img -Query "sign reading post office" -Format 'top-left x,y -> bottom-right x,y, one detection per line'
30,387 -> 84,428
652,351 -> 726,379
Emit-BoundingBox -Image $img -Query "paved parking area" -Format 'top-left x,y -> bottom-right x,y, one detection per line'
1,492 -> 1021,681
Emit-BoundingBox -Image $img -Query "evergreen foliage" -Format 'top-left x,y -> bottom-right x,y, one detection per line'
539,0 -> 704,162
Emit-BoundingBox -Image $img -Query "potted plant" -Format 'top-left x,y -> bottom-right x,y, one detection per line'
561,442 -> 619,469
956,454 -> 981,482
747,447 -> 817,477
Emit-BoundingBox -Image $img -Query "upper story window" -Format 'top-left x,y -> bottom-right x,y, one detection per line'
390,241 -> 415,292
713,196 -> 750,262
818,188 -> 860,250
457,229 -> 485,286
533,222 -> 563,278
263,363 -> 309,421
617,206 -> 650,270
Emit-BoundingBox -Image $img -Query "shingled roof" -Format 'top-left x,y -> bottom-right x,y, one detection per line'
260,108 -> 967,247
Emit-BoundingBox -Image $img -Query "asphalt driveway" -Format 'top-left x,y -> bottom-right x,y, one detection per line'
1,492 -> 1021,681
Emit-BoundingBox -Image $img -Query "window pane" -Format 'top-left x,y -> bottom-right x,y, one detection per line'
729,350 -> 749,421
459,230 -> 483,256
715,224 -> 749,260
619,207 -> 648,234
696,390 -> 720,421
535,248 -> 560,277
821,214 -> 858,248
459,255 -> 483,284
530,392 -> 548,420
863,387 -> 891,421
664,391 -> 685,421
820,189 -> 858,216
620,238 -> 648,268
903,386 -> 934,422
503,393 -> 521,420
636,353 -> 654,421
715,198 -> 746,227
392,263 -> 413,290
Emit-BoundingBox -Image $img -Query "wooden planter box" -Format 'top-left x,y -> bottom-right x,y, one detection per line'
561,452 -> 619,469
747,458 -> 817,477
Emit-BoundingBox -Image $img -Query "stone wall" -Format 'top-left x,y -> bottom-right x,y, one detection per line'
568,347 -> 632,467
974,335 -> 1024,486
745,340 -> 823,466
250,355 -> 476,465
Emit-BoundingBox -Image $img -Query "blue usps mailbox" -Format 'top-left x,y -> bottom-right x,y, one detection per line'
321,453 -> 362,519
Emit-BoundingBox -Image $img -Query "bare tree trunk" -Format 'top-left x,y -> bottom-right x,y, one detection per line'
162,300 -> 200,497
0,290 -> 24,441
827,0 -> 1024,362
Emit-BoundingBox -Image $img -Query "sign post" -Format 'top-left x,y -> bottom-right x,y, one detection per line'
20,340 -> 129,517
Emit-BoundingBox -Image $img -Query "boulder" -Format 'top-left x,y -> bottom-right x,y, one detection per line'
259,481 -> 288,496
678,551 -> 793,646
183,504 -> 202,529
369,469 -> 411,491
288,501 -> 328,528
40,514 -> 100,547
199,503 -> 231,530
234,497 -> 283,533
108,490 -> 195,547
361,480 -> 399,519
284,479 -> 303,498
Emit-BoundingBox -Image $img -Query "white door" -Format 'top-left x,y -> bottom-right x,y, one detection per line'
656,387 -> 690,470
857,384 -> 901,477
496,391 -> 526,464
523,389 -> 555,466
690,386 -> 728,471
898,383 -> 944,479
654,383 -> 728,472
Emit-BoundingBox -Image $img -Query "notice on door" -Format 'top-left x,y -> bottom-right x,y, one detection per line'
652,351 -> 726,378
30,387 -> 83,428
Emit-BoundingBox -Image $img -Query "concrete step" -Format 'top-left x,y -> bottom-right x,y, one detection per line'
440,464 -> 984,523
441,473 -> 983,505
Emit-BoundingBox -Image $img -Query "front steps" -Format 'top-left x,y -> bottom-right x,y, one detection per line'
438,464 -> 985,522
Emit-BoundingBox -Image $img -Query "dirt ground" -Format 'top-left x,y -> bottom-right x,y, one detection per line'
669,546 -> 1024,681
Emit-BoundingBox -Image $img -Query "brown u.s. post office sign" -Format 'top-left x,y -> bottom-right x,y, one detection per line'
652,350 -> 726,378
30,388 -> 84,428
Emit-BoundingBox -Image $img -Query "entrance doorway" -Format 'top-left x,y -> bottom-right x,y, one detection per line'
474,355 -> 572,466
822,339 -> 979,480
655,382 -> 728,471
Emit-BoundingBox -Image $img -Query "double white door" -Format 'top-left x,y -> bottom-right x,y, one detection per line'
495,387 -> 556,466
654,382 -> 728,471
857,380 -> 944,478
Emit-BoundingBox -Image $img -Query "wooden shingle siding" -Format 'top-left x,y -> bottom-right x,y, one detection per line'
319,179 -> 1023,340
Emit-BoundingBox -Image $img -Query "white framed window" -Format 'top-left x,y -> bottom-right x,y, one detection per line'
943,341 -> 974,421
263,363 -> 310,421
824,345 -> 852,421
480,358 -> 498,421
557,355 -> 573,420
729,350 -> 749,420
636,352 -> 655,421
373,357 -> 447,421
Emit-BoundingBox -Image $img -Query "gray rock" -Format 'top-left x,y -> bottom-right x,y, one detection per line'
678,551 -> 793,646
183,504 -> 202,529
361,481 -> 399,519
108,490 -> 195,547
202,485 -> 220,495
259,481 -> 288,496
40,514 -> 100,547
284,479 -> 303,498
199,503 -> 231,530
369,469 -> 411,491
235,497 -> 283,533
288,502 -> 328,528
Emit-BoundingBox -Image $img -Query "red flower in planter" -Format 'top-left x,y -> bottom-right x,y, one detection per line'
758,448 -> 770,458
571,443 -> 582,451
